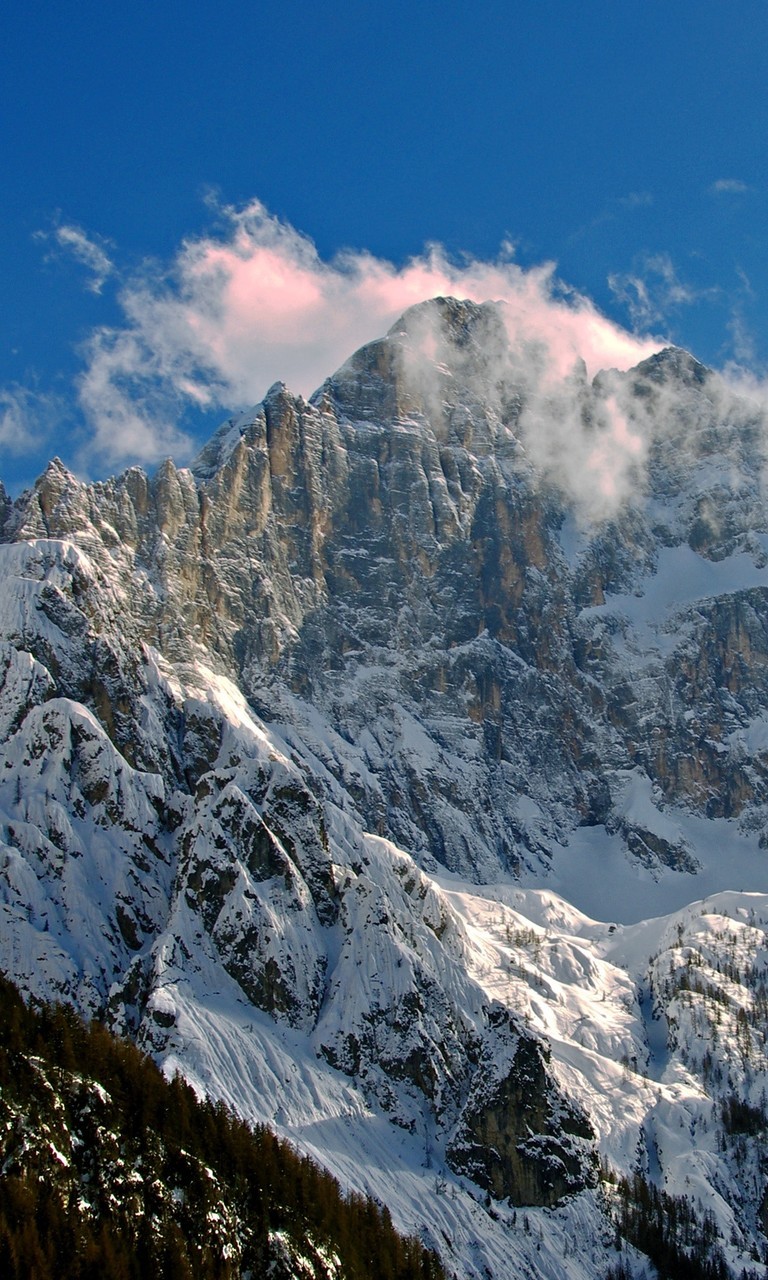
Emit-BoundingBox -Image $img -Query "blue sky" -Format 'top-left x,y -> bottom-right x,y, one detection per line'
2,0 -> 768,492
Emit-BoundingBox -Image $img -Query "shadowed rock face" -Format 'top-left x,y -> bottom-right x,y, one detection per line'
447,1013 -> 596,1206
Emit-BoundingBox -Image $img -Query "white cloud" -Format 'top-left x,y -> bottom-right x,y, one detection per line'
77,197 -> 660,470
0,386 -> 59,454
569,191 -> 653,243
727,307 -> 758,370
710,178 -> 750,195
718,269 -> 762,377
618,191 -> 653,209
608,252 -> 710,331
77,327 -> 196,470
40,223 -> 114,294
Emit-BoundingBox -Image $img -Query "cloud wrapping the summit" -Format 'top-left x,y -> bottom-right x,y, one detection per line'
78,198 -> 660,469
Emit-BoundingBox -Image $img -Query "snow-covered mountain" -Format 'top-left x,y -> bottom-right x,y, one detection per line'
3,297 -> 768,1276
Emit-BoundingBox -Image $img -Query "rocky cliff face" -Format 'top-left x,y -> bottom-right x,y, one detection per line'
4,298 -> 768,1277
12,302 -> 768,881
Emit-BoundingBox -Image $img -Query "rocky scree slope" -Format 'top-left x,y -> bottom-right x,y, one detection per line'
3,298 -> 768,1276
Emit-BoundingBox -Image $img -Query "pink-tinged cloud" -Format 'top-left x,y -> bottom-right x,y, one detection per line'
77,198 -> 661,471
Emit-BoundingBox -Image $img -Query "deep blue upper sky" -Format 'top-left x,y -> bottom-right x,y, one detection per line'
3,0 -> 767,490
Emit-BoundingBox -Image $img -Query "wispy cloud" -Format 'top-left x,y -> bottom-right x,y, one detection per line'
618,191 -> 653,210
568,191 -> 653,243
76,197 -> 660,470
37,222 -> 114,294
727,309 -> 758,369
712,266 -> 768,406
0,386 -> 60,455
710,178 -> 750,196
608,252 -> 712,332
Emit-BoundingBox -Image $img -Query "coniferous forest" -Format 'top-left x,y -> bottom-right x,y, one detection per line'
0,973 -> 444,1280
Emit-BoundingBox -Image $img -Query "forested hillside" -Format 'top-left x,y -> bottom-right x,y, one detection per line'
0,973 -> 444,1280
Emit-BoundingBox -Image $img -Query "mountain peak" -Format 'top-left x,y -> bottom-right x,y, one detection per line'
4,299 -> 768,1279
386,294 -> 501,337
633,344 -> 711,387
